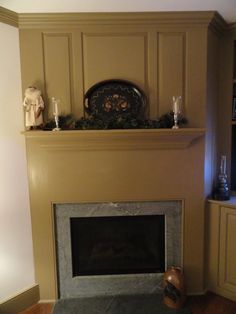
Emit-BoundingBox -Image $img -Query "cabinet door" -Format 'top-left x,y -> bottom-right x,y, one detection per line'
219,206 -> 236,293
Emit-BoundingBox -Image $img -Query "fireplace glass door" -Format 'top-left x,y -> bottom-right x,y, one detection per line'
70,215 -> 165,276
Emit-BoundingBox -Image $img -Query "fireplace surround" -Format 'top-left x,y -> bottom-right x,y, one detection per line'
55,201 -> 182,298
23,129 -> 205,299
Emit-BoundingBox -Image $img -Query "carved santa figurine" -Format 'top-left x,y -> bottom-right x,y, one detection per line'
23,86 -> 44,130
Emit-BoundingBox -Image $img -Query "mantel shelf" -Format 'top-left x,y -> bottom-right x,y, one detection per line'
22,128 -> 205,150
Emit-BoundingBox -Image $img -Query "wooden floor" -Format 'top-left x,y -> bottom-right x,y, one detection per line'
186,292 -> 236,314
21,292 -> 236,314
20,303 -> 53,314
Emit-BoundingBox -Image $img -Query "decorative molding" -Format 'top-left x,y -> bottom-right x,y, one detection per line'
0,284 -> 39,314
157,32 -> 186,117
228,22 -> 236,33
0,8 -> 230,35
18,11 -> 221,30
219,207 -> 236,295
208,285 -> 236,302
42,32 -> 74,115
23,128 -> 205,150
39,299 -> 56,303
0,6 -> 18,27
208,196 -> 236,206
81,31 -> 148,102
208,11 -> 228,36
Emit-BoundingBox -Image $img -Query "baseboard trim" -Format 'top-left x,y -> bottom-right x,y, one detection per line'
39,299 -> 56,303
208,286 -> 236,302
187,289 -> 208,296
0,284 -> 39,314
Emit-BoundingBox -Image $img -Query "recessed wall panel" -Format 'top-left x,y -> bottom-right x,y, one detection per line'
220,208 -> 236,292
158,33 -> 185,116
82,33 -> 147,95
43,33 -> 73,117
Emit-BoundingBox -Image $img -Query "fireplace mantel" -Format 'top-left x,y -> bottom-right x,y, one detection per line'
23,126 -> 206,300
23,128 -> 205,150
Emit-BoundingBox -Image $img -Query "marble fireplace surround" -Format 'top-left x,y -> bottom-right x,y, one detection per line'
55,201 -> 182,298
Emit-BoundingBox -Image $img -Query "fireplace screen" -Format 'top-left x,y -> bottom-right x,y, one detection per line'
70,215 -> 165,276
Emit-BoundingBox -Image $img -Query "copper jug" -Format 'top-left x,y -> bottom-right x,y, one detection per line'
163,266 -> 186,309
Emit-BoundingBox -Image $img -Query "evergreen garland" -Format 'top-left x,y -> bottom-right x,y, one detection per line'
43,112 -> 187,131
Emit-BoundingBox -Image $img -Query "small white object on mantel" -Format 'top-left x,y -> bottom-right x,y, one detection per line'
23,86 -> 44,130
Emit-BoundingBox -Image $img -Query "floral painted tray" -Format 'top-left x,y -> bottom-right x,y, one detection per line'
84,79 -> 146,120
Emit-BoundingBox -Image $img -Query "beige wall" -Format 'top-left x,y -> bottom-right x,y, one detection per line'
0,22 -> 35,302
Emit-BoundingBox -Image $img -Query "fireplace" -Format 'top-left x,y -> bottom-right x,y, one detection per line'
23,129 -> 206,298
55,201 -> 182,298
70,215 -> 165,276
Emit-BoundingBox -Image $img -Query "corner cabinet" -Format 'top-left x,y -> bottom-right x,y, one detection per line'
207,198 -> 236,301
218,25 -> 236,192
231,39 -> 236,189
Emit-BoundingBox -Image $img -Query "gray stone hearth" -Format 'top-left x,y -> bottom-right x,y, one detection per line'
54,201 -> 182,298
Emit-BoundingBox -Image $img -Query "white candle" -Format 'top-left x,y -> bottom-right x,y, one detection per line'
173,97 -> 178,114
54,101 -> 58,115
174,100 -> 178,114
220,155 -> 226,175
52,97 -> 59,116
173,96 -> 181,114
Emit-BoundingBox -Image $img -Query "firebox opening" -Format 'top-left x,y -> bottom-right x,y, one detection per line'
70,215 -> 165,277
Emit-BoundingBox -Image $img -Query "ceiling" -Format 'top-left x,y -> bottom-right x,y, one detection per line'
0,0 -> 236,23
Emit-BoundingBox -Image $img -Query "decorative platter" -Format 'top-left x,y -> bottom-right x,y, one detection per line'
84,79 -> 146,120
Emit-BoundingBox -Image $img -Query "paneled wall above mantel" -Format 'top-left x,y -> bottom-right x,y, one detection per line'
18,11 -> 227,128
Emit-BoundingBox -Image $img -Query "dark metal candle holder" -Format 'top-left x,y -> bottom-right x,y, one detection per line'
213,155 -> 230,201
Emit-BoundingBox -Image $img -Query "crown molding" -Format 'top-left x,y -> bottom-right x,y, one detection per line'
228,22 -> 236,32
0,7 -> 229,36
18,11 -> 221,29
0,6 -> 18,27
208,11 -> 228,36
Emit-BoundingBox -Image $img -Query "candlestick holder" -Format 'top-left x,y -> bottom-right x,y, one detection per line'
52,97 -> 61,131
213,155 -> 230,200
53,114 -> 61,131
172,96 -> 182,129
172,112 -> 179,129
